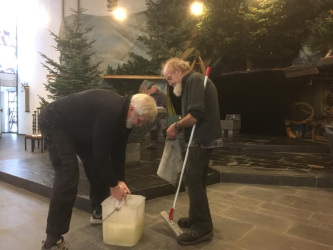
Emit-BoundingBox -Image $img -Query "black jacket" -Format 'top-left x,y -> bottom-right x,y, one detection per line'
39,89 -> 131,187
151,87 -> 168,118
151,88 -> 167,109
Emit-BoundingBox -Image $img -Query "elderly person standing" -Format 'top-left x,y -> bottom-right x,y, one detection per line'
145,82 -> 168,149
39,89 -> 157,249
163,58 -> 222,246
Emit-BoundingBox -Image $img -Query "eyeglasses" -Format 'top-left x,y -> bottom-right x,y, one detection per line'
165,71 -> 174,82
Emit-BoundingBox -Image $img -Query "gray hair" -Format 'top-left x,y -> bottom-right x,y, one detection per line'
130,94 -> 157,122
162,57 -> 191,75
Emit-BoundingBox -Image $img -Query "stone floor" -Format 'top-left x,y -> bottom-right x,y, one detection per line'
1,133 -> 333,249
2,180 -> 333,249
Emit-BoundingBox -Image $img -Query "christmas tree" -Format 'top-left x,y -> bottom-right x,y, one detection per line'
39,8 -> 103,105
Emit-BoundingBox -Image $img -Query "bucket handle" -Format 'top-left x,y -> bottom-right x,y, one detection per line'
103,207 -> 122,221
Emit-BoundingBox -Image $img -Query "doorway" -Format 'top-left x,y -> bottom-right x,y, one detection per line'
0,1 -> 18,136
8,90 -> 17,132
0,86 -> 17,133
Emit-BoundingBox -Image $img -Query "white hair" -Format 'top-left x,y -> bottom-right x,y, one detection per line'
130,94 -> 157,122
162,57 -> 191,75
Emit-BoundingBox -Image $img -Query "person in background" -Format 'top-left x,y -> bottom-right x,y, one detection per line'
145,82 -> 168,149
39,89 -> 157,250
163,58 -> 222,246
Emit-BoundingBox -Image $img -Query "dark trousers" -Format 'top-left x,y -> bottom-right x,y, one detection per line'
150,118 -> 168,143
76,144 -> 110,213
185,147 -> 213,232
41,124 -> 109,237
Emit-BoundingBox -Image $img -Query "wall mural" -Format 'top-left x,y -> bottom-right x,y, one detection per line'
62,11 -> 149,72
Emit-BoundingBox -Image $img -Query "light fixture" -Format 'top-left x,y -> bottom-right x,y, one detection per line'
21,82 -> 29,92
113,7 -> 127,21
191,1 -> 204,16
107,0 -> 127,21
107,0 -> 118,12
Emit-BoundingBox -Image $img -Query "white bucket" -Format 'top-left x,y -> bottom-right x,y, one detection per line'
101,194 -> 145,247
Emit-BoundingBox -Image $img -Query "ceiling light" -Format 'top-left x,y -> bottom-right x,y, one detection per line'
113,7 -> 126,21
191,1 -> 204,16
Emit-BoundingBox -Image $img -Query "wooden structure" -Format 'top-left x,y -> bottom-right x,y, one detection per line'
283,57 -> 333,142
25,108 -> 45,153
103,75 -> 163,80
190,56 -> 206,74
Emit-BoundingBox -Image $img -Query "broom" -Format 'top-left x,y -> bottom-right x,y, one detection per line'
160,67 -> 211,237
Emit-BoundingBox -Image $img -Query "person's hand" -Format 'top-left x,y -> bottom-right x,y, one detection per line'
118,181 -> 131,194
166,123 -> 178,140
110,181 -> 131,202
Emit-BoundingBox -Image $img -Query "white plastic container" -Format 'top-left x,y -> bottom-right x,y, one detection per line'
101,194 -> 145,247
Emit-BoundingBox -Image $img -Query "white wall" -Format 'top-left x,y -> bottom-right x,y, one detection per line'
17,0 -> 62,134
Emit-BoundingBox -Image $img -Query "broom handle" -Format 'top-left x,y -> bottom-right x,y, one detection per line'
170,67 -> 211,218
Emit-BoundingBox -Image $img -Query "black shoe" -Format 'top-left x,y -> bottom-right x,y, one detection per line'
90,210 -> 102,225
177,229 -> 213,246
41,236 -> 71,249
178,217 -> 192,228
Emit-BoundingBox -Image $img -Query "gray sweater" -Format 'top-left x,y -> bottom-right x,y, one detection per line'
181,71 -> 222,143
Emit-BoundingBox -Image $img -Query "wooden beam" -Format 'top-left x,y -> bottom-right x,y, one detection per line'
103,75 -> 164,80
47,75 -> 165,80
284,67 -> 319,78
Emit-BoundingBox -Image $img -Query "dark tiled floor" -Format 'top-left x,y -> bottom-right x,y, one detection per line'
0,133 -> 219,212
1,133 -> 333,214
212,135 -> 333,188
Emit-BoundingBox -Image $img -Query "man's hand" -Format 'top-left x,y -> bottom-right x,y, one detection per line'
166,123 -> 178,140
118,181 -> 131,194
167,115 -> 198,140
110,181 -> 131,201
